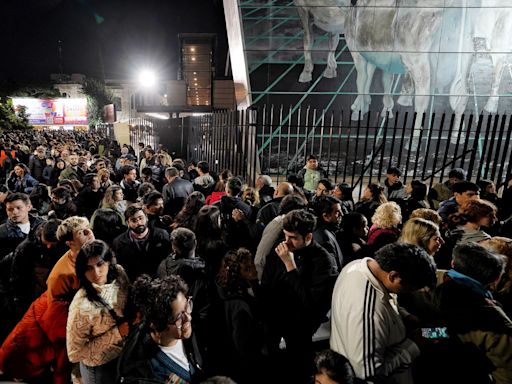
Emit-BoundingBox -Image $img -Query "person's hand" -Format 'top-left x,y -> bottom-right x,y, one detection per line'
118,321 -> 130,338
232,208 -> 246,222
275,241 -> 297,272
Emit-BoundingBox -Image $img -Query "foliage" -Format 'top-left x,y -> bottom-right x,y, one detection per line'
81,77 -> 113,127
0,80 -> 61,99
0,97 -> 32,131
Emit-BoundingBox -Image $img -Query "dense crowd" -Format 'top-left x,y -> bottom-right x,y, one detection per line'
0,131 -> 511,384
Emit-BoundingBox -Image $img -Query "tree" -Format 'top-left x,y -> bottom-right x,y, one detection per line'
0,97 -> 32,131
81,77 -> 113,127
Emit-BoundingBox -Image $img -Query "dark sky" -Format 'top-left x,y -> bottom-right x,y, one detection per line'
0,0 -> 228,82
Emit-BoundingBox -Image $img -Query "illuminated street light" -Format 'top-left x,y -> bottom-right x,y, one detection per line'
138,70 -> 156,87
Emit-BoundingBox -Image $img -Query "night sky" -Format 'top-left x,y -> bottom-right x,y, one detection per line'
0,0 -> 228,82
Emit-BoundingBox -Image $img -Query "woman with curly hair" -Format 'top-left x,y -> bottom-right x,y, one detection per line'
66,240 -> 130,383
367,201 -> 402,253
208,248 -> 265,383
117,274 -> 203,384
449,199 -> 497,246
355,183 -> 387,226
171,191 -> 206,231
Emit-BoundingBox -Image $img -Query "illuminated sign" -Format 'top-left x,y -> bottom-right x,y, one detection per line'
12,98 -> 88,125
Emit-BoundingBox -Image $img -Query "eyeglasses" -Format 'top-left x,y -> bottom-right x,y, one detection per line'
170,296 -> 193,330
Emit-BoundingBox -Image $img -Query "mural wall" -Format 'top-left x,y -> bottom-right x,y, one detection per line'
231,0 -> 512,117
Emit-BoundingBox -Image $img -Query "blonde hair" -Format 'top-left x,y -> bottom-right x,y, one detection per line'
56,216 -> 89,242
102,185 -> 122,209
410,208 -> 443,226
400,218 -> 440,253
371,201 -> 402,229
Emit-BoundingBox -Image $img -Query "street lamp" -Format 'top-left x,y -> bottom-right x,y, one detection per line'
138,70 -> 156,88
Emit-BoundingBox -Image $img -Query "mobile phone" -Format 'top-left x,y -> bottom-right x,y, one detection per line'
421,327 -> 449,339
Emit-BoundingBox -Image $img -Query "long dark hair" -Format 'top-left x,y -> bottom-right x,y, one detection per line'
75,240 -> 119,304
173,191 -> 205,230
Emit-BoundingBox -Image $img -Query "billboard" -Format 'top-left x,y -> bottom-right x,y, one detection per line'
12,98 -> 88,125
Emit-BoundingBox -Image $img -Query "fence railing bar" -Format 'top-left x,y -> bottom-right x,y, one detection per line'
403,113 -> 418,185
412,113 -> 427,182
497,115 -> 512,185
485,114 -> 501,180
352,111 -> 362,191
467,114 -> 485,179
492,115 -> 507,183
397,112 -> 408,167
478,114 -> 494,181
326,111 -> 334,177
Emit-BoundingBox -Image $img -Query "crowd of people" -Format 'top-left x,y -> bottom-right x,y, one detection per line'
0,131 -> 511,384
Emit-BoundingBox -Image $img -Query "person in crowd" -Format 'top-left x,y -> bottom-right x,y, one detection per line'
139,148 -> 156,173
262,209 -> 339,383
117,274 -> 204,384
7,219 -> 64,330
42,156 -> 54,185
482,237 -> 512,317
434,243 -> 512,384
0,216 -> 95,383
150,153 -> 168,190
75,173 -> 104,219
315,178 -> 334,200
194,205 -> 228,281
140,167 -> 153,184
28,146 -> 47,183
367,202 -> 402,253
241,186 -> 261,222
49,158 -> 66,187
437,180 -> 480,222
112,204 -> 171,281
97,168 -> 114,194
477,179 -> 500,207
59,153 -> 85,183
447,199 -> 497,245
256,181 -> 294,228
298,154 -> 327,194
194,161 -> 215,196
119,165 -> 140,203
313,349 -> 363,384
98,185 -> 126,223
429,167 -> 467,209
337,212 -> 369,265
409,207 -> 443,226
143,191 -> 171,231
137,181 -> 156,201
205,169 -> 231,206
6,163 -> 39,193
162,166 -> 194,217
311,195 -> 344,269
354,183 -> 387,226
332,182 -> 355,214
287,173 -> 309,201
49,186 -> 78,220
29,183 -> 51,216
255,175 -> 275,205
330,243 -> 436,384
66,240 -> 130,384
0,185 -> 10,224
90,208 -> 126,247
254,194 -> 308,280
208,248 -> 265,384
172,191 -> 206,231
0,192 -> 44,259
212,177 -> 252,248
403,179 -> 430,221
383,166 -> 407,204
400,218 -> 444,257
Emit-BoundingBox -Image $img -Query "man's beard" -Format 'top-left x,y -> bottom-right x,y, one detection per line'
132,225 -> 147,234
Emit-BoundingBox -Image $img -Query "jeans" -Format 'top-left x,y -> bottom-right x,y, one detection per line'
79,358 -> 118,384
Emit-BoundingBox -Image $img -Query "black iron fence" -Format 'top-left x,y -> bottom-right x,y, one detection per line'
190,106 -> 512,193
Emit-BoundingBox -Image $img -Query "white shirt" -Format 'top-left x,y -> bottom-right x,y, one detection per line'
159,340 -> 190,372
17,222 -> 31,234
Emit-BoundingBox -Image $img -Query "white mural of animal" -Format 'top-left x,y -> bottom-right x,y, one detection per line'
344,0 -> 479,127
293,0 -> 347,82
477,0 -> 512,113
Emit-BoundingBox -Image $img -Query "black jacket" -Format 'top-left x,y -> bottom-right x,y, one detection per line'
112,228 -> 171,281
162,178 -> 194,217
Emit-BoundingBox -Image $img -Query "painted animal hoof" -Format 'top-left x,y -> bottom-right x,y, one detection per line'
381,108 -> 394,119
323,67 -> 337,79
299,71 -> 312,83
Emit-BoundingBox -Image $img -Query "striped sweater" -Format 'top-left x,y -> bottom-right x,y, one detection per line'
330,258 -> 419,383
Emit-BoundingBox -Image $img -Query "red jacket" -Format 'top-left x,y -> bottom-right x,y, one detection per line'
0,291 -> 71,384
